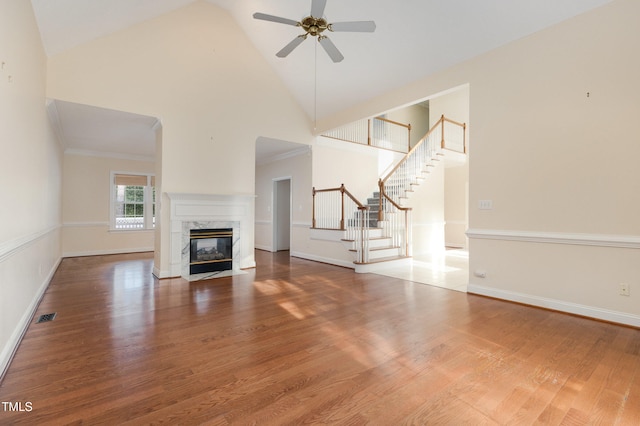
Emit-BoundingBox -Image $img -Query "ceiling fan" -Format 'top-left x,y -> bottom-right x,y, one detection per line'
253,0 -> 376,63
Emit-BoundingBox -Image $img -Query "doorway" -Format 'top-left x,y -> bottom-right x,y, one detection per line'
273,178 -> 291,252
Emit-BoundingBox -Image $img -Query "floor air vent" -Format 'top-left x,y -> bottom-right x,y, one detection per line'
36,313 -> 57,323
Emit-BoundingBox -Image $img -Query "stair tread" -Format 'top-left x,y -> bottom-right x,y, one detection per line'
354,255 -> 411,265
341,236 -> 388,243
349,245 -> 400,253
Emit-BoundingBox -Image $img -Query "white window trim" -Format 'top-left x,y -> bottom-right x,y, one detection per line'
109,171 -> 155,231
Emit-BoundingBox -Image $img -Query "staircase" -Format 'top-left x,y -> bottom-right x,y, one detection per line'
313,115 -> 466,272
346,190 -> 408,269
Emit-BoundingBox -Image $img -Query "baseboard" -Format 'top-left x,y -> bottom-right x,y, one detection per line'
254,244 -> 274,252
468,283 -> 640,328
0,256 -> 62,382
152,266 -> 171,279
63,247 -> 154,258
290,251 -> 354,269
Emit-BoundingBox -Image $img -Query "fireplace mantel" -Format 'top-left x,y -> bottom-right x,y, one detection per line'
166,193 -> 255,279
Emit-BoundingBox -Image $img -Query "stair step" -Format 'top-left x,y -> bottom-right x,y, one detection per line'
341,236 -> 388,243
349,244 -> 400,252
354,255 -> 411,265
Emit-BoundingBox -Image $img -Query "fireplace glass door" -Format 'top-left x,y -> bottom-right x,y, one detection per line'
189,228 -> 232,274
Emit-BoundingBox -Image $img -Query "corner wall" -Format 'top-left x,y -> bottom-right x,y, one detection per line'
0,0 -> 63,376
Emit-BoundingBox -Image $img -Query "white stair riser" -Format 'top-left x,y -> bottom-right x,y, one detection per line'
367,247 -> 402,259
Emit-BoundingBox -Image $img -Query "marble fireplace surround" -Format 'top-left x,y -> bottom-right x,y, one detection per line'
166,193 -> 256,280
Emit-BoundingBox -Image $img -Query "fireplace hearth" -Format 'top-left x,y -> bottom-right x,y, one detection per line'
189,228 -> 232,275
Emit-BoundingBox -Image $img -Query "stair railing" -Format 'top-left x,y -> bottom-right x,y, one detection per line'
322,116 -> 411,153
376,184 -> 412,258
441,116 -> 467,153
379,115 -> 466,218
312,184 -> 370,263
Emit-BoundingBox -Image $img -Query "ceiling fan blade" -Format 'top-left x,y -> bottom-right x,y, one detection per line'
276,35 -> 307,58
318,36 -> 344,63
310,0 -> 327,18
329,21 -> 376,32
253,12 -> 300,27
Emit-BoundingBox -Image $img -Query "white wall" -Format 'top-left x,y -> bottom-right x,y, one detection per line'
312,136 -> 403,202
62,154 -> 155,256
429,86 -> 470,249
45,1 -> 313,277
255,145 -> 312,254
403,161 -> 446,256
317,0 -> 640,326
0,0 -> 63,376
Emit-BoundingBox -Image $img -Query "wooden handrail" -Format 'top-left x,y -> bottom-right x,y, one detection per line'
442,116 -> 466,127
373,116 -> 411,129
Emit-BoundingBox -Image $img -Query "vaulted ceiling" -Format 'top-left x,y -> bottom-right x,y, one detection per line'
31,0 -> 612,160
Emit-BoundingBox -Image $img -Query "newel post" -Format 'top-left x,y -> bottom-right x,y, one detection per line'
339,184 -> 346,230
440,114 -> 445,149
463,122 -> 467,154
378,179 -> 384,222
311,187 -> 316,229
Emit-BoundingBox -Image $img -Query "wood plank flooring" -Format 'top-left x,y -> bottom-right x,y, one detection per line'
1,250 -> 640,424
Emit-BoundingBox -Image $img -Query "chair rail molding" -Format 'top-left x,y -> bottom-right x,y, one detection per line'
466,228 -> 640,249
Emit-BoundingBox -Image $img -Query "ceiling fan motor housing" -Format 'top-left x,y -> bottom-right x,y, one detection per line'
301,16 -> 328,37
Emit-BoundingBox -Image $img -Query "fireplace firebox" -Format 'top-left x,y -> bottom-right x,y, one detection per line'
189,228 -> 233,275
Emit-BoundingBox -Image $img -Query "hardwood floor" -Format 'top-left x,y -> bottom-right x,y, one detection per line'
1,250 -> 639,425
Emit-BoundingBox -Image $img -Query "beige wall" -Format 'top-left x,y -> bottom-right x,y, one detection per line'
317,0 -> 640,325
255,144 -> 312,253
45,1 -> 313,277
62,154 -> 155,256
386,104 -> 431,148
0,0 -> 63,375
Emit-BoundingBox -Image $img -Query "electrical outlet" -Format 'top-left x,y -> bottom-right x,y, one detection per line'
478,200 -> 493,210
474,269 -> 487,278
620,283 -> 630,296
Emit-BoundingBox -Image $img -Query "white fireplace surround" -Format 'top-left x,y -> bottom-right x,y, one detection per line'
166,193 -> 256,279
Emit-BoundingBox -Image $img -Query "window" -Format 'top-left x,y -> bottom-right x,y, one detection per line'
110,172 -> 155,230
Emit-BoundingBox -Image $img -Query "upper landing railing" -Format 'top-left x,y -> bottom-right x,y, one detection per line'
321,116 -> 412,153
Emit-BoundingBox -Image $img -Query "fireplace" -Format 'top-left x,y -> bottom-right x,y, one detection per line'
164,193 -> 255,281
189,228 -> 233,275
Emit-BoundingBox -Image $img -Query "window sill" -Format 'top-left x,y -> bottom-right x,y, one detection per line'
108,228 -> 156,233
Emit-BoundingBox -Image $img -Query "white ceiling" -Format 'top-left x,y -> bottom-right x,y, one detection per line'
47,100 -> 158,161
31,0 -> 612,161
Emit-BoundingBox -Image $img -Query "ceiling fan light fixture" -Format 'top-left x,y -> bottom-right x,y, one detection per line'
301,17 -> 328,37
253,0 -> 375,63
